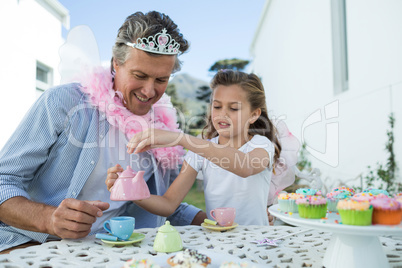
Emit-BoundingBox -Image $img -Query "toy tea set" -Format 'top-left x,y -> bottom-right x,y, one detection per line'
201,207 -> 239,231
110,166 -> 150,201
97,166 -> 239,252
96,166 -> 183,252
97,218 -> 184,253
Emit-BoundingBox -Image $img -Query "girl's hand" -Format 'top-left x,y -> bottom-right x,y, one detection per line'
127,129 -> 184,154
105,164 -> 124,191
267,207 -> 275,226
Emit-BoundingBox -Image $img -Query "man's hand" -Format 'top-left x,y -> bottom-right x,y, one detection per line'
0,196 -> 110,239
48,199 -> 109,239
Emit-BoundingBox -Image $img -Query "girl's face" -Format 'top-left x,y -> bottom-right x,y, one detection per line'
211,85 -> 260,145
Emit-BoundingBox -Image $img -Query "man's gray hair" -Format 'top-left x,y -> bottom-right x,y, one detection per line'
111,11 -> 189,74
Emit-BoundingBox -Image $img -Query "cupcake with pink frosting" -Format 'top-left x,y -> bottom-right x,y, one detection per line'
394,193 -> 402,205
352,192 -> 389,202
296,196 -> 327,219
370,198 -> 402,225
326,186 -> 355,212
352,192 -> 376,202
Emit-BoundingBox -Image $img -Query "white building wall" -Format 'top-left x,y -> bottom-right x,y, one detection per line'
251,0 -> 402,189
0,0 -> 68,148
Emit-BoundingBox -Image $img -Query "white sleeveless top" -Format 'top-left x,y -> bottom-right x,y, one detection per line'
185,135 -> 274,226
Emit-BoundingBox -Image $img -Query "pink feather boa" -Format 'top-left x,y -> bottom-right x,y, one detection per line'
78,67 -> 185,169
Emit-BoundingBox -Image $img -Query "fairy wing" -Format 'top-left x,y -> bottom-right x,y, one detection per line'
58,25 -> 101,84
268,120 -> 301,206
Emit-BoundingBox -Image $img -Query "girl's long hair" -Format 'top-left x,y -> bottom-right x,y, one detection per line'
202,70 -> 282,164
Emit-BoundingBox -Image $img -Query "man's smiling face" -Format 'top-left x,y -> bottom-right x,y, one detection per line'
113,48 -> 176,116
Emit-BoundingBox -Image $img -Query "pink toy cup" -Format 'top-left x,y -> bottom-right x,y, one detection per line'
210,207 -> 236,227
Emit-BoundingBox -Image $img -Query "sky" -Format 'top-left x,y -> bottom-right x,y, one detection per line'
58,0 -> 266,82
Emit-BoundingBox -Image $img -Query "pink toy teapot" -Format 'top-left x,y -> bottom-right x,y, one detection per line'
110,166 -> 151,201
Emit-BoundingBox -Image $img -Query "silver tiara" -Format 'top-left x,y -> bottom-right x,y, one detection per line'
125,28 -> 180,55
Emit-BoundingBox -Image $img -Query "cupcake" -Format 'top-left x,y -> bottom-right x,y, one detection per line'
124,259 -> 161,268
352,192 -> 376,202
296,196 -> 327,219
170,264 -> 206,268
277,193 -> 304,213
395,193 -> 402,205
219,261 -> 253,268
363,188 -> 390,197
167,249 -> 211,267
326,187 -> 355,212
337,199 -> 373,226
329,186 -> 355,195
370,197 -> 402,225
295,188 -> 322,196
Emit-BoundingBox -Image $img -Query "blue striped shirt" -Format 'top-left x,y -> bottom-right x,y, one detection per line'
0,83 -> 200,252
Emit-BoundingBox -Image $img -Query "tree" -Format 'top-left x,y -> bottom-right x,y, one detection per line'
188,85 -> 211,133
209,58 -> 250,72
165,83 -> 187,129
165,84 -> 186,113
360,113 -> 401,193
196,85 -> 211,103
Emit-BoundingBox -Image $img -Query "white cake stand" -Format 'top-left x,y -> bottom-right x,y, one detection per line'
269,204 -> 402,268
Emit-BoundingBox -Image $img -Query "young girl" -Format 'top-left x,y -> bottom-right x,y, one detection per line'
106,70 -> 281,225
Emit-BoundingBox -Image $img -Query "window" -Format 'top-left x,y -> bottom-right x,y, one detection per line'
36,61 -> 53,92
331,0 -> 349,94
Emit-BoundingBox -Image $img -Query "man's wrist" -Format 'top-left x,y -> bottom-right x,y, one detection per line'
42,205 -> 57,235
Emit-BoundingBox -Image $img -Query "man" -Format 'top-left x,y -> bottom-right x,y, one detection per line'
0,11 -> 206,252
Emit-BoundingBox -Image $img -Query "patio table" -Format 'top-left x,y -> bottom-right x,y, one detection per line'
1,224 -> 402,267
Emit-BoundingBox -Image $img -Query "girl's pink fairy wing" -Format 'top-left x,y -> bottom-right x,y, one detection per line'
268,120 -> 301,206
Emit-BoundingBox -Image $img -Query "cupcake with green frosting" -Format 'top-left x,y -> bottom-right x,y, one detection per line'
363,188 -> 390,197
296,196 -> 327,219
295,188 -> 322,197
